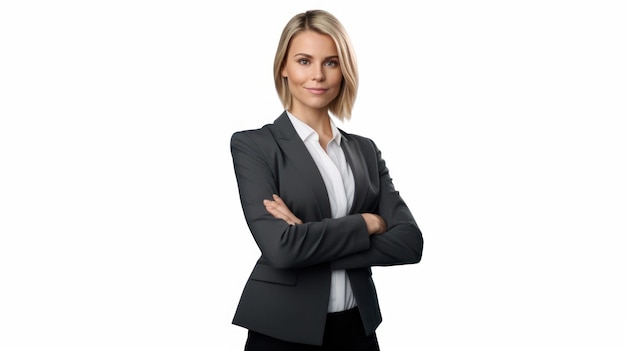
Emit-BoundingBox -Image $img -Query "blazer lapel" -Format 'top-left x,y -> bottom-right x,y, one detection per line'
340,130 -> 368,215
271,112 -> 332,219
340,130 -> 369,214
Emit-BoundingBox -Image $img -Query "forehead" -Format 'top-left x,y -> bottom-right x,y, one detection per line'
288,30 -> 338,56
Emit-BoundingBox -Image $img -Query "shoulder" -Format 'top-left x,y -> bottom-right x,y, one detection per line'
231,112 -> 290,145
231,123 -> 272,142
230,125 -> 277,160
230,114 -> 290,156
231,114 -> 279,142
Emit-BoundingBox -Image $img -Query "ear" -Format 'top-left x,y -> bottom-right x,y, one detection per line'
281,67 -> 287,78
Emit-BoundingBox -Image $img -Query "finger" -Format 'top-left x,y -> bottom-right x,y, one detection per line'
265,196 -> 301,224
264,199 -> 285,213
266,206 -> 289,221
265,202 -> 289,219
272,194 -> 287,207
264,201 -> 293,220
274,204 -> 293,217
266,197 -> 291,215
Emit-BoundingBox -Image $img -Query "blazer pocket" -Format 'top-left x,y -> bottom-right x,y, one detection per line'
249,264 -> 297,286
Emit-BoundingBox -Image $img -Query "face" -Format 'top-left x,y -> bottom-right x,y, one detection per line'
282,30 -> 343,116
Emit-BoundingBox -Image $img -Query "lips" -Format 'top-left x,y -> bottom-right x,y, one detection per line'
305,88 -> 328,95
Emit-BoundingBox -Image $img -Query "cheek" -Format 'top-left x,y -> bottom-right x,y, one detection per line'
286,79 -> 297,94
284,66 -> 305,83
330,72 -> 344,87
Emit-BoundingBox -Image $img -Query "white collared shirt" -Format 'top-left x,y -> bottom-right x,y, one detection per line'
287,111 -> 357,312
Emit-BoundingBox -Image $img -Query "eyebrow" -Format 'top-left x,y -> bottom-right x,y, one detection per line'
293,53 -> 339,60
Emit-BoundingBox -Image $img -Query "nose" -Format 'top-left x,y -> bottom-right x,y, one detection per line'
312,64 -> 325,82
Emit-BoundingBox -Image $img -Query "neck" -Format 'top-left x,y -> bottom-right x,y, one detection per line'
288,109 -> 332,138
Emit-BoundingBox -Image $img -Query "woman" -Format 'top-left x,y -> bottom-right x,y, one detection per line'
230,9 -> 424,350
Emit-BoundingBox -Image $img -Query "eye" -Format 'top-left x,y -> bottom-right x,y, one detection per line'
324,59 -> 339,67
297,58 -> 310,65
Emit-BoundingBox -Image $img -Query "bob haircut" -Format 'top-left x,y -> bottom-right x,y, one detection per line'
273,10 -> 359,121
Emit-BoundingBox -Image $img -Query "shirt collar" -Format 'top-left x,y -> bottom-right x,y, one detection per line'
286,110 -> 342,146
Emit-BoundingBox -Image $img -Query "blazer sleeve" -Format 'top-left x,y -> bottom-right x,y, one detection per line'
230,130 -> 371,270
331,139 -> 424,270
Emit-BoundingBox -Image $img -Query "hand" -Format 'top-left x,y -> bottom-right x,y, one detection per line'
263,194 -> 303,225
361,213 -> 387,235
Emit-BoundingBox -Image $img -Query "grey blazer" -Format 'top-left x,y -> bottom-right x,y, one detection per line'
230,111 -> 423,346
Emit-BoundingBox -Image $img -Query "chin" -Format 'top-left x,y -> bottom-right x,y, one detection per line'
306,99 -> 334,109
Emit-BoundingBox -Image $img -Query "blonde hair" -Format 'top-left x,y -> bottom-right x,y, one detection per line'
273,10 -> 359,121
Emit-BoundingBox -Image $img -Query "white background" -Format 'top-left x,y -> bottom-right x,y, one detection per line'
1,1 -> 625,350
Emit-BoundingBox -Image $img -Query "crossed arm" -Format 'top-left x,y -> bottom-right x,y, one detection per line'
232,131 -> 422,270
263,193 -> 387,235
